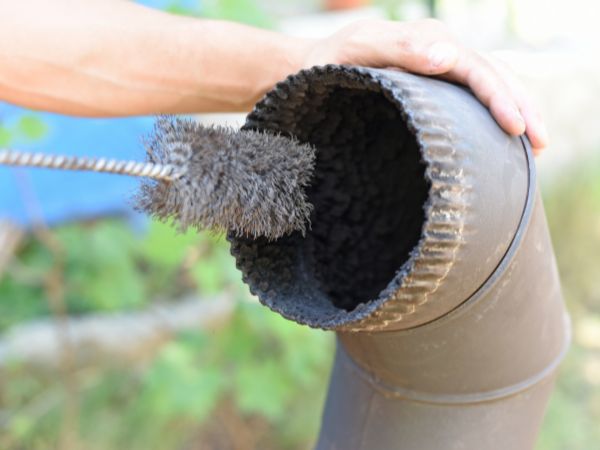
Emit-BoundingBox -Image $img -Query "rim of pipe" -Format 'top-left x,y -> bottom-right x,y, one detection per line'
230,65 -> 533,332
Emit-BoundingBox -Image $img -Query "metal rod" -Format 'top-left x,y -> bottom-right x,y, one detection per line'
0,149 -> 178,181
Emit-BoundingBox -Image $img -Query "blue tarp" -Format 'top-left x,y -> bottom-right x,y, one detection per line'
137,0 -> 201,11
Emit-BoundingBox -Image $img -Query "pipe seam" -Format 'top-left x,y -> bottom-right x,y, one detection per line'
337,308 -> 571,405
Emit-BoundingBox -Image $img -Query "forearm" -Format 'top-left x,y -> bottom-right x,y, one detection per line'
0,4 -> 547,153
0,0 -> 310,116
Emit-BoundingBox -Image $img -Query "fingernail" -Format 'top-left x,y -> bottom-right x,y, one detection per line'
428,42 -> 458,68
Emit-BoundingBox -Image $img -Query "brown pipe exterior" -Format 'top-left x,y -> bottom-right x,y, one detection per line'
318,192 -> 569,449
230,66 -> 570,450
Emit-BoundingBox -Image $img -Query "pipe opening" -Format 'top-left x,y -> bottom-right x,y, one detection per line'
231,67 -> 432,328
232,66 -> 533,330
303,87 -> 428,311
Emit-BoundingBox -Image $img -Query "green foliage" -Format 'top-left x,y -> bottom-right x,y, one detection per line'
58,222 -> 146,313
16,116 -> 49,141
127,303 -> 332,448
201,0 -> 274,28
161,0 -> 275,28
374,0 -> 405,20
164,0 -> 201,16
543,161 -> 600,315
538,350 -> 600,450
0,220 -> 246,330
138,220 -> 243,296
0,303 -> 332,450
0,216 -> 333,449
536,159 -> 600,450
141,335 -> 225,422
0,114 -> 49,146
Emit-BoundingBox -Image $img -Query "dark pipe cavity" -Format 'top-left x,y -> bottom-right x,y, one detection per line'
305,87 -> 427,311
230,70 -> 430,327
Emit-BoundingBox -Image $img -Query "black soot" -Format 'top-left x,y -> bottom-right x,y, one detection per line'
302,87 -> 428,310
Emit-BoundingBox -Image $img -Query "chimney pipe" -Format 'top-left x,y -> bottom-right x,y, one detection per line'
229,65 -> 570,450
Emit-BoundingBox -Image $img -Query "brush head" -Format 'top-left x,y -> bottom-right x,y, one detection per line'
136,116 -> 316,239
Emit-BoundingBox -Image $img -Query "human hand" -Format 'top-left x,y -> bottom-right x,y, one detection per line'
304,19 -> 548,155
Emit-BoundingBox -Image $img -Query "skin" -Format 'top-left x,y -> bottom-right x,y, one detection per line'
0,0 -> 547,154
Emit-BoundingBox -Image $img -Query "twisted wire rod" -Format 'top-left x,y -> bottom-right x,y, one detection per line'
0,149 -> 179,181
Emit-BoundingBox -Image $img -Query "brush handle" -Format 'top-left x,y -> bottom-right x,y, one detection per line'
0,149 -> 177,181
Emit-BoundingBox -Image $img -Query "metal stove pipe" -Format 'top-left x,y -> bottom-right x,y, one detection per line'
230,66 -> 570,450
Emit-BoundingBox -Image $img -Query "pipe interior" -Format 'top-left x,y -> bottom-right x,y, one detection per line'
296,85 -> 429,311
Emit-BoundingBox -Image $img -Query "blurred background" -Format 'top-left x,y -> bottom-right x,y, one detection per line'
0,0 -> 599,449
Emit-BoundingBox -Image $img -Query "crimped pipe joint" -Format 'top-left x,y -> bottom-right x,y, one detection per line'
230,66 -> 570,450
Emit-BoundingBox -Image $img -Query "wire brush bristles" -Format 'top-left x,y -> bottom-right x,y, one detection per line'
136,116 -> 316,239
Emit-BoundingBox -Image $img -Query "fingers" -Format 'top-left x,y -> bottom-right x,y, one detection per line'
383,19 -> 461,75
413,44 -> 549,155
442,51 -> 527,136
317,19 -> 548,154
517,100 -> 548,156
482,55 -> 549,154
